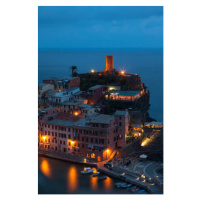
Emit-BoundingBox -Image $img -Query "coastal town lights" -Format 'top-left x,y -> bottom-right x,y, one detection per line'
141,137 -> 151,147
121,70 -> 125,75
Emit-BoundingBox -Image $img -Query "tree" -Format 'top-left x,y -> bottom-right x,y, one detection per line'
69,66 -> 78,77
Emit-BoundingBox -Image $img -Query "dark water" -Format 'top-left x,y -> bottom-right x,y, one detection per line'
38,156 -> 133,194
38,49 -> 163,121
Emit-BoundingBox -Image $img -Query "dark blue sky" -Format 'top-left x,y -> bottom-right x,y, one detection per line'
38,6 -> 163,50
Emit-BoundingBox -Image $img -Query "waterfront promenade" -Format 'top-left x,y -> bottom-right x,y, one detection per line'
38,149 -> 163,194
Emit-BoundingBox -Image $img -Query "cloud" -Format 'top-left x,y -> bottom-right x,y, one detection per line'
38,6 -> 163,49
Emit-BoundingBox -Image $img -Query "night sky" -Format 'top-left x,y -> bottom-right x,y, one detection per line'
38,6 -> 163,50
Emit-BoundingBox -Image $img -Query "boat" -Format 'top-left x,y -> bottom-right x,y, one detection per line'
131,187 -> 140,192
116,182 -> 127,188
114,182 -> 125,186
121,183 -> 132,188
98,176 -> 107,180
134,189 -> 147,194
81,167 -> 94,174
92,172 -> 100,176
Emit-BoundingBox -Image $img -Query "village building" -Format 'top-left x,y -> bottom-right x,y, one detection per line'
48,87 -> 80,107
106,90 -> 143,101
82,85 -> 106,105
38,83 -> 55,98
38,110 -> 130,161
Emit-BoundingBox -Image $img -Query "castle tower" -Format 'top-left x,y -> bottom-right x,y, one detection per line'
106,56 -> 114,72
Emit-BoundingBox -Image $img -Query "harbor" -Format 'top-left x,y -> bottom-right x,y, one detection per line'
39,150 -> 163,194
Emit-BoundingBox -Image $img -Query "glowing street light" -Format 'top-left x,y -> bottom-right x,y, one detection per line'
121,70 -> 125,75
106,149 -> 109,159
91,69 -> 95,73
74,111 -> 78,116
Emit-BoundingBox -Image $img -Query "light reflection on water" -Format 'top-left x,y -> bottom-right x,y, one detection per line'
38,156 -> 132,194
67,166 -> 78,193
103,176 -> 113,192
40,158 -> 51,178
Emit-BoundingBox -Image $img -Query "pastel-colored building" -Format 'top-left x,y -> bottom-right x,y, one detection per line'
48,87 -> 80,107
38,111 -> 129,161
54,77 -> 80,92
82,85 -> 106,105
38,83 -> 54,98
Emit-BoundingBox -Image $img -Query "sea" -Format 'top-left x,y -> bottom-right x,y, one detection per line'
38,156 -> 135,194
38,49 -> 163,122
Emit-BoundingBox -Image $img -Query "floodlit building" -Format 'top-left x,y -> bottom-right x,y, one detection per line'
38,110 -> 130,161
106,90 -> 142,101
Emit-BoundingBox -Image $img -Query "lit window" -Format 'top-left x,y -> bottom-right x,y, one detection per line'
91,153 -> 95,158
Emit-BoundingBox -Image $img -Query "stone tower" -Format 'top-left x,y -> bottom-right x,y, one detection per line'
106,56 -> 114,72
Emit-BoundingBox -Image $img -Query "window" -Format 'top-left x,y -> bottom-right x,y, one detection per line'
119,116 -> 121,120
86,137 -> 88,142
68,134 -> 71,139
95,139 -> 98,144
52,125 -> 54,129
91,138 -> 93,143
55,132 -> 57,137
119,122 -> 122,126
63,141 -> 65,145
48,125 -> 50,128
69,142 -> 71,146
48,131 -> 50,136
91,153 -> 95,158
52,132 -> 54,136
55,126 -> 57,130
82,144 -> 84,148
68,128 -> 70,132
52,139 -> 54,143
60,141 -> 62,144
82,137 -> 84,142
64,134 -> 66,138
55,140 -> 57,143
48,139 -> 50,143
87,154 -> 90,158
108,139 -> 110,144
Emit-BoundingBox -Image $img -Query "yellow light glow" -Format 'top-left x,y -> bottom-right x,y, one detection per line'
109,87 -> 114,91
68,166 -> 78,193
42,136 -> 46,140
74,111 -> 78,116
91,69 -> 95,73
121,70 -> 125,75
84,158 -> 87,163
141,137 -> 151,147
107,149 -> 109,152
103,176 -> 112,192
40,159 -> 51,178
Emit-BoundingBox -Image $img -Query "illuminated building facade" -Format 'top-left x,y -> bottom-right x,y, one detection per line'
38,110 -> 129,161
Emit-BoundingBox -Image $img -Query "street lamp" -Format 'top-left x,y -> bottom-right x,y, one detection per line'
42,136 -> 46,149
106,149 -> 109,159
